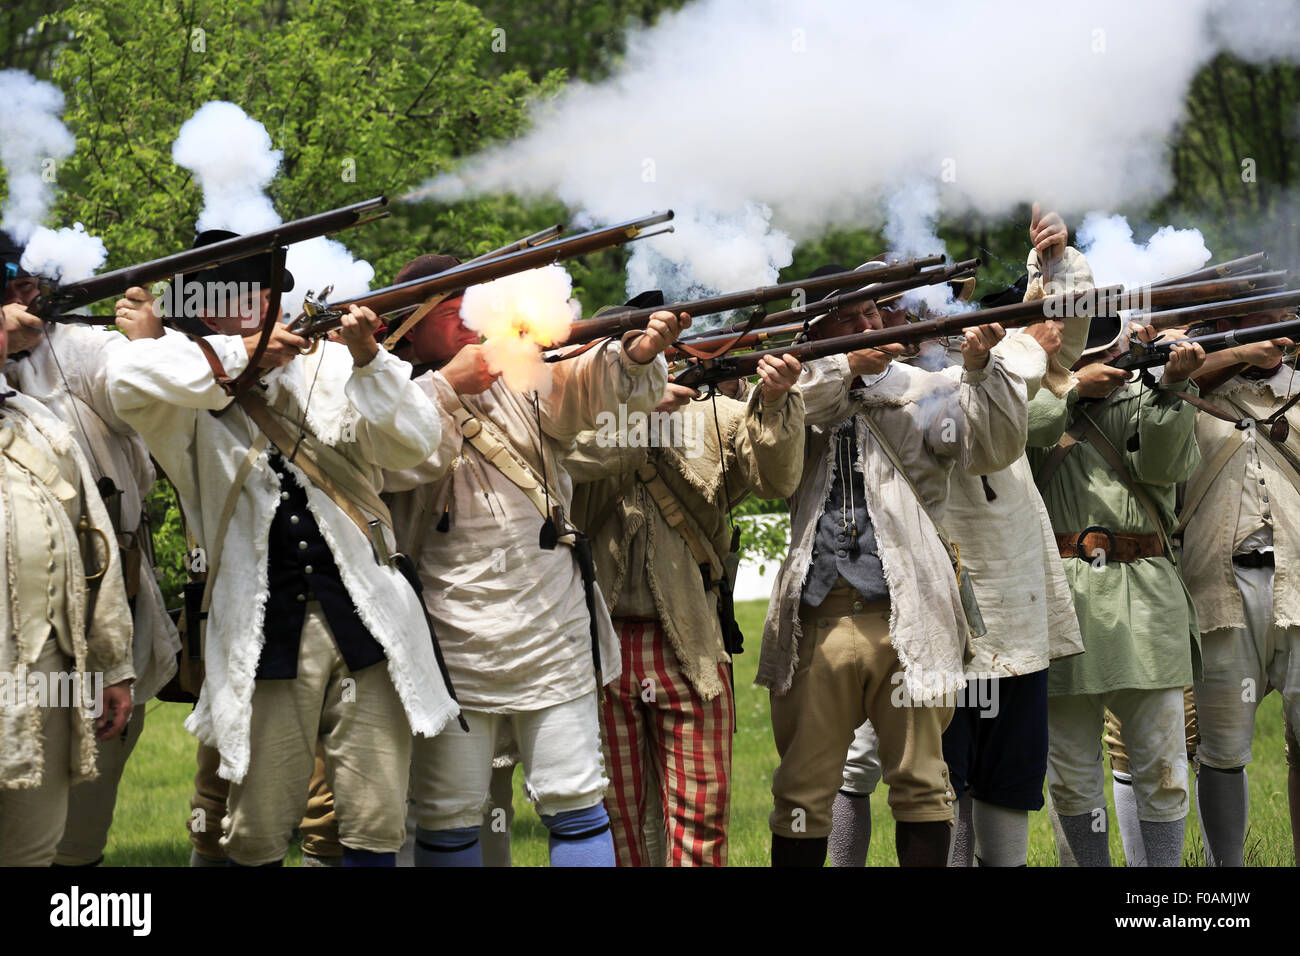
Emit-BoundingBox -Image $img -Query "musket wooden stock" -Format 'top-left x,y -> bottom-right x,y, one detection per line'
36,196 -> 390,321
549,255 -> 945,349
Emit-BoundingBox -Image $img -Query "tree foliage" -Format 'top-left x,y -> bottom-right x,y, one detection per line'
42,0 -> 563,285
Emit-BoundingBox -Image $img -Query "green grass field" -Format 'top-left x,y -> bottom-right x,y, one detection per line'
106,599 -> 1296,866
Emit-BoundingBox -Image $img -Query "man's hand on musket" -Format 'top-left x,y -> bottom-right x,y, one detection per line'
655,382 -> 700,412
1235,337 -> 1295,368
1161,339 -> 1206,384
441,343 -> 500,395
2,301 -> 43,353
337,303 -> 381,367
95,680 -> 133,741
1074,363 -> 1129,399
758,353 -> 802,402
246,322 -> 309,369
114,286 -> 164,340
627,310 -> 691,364
1030,203 -> 1068,265
962,323 -> 1006,371
1023,319 -> 1064,358
848,342 -> 909,377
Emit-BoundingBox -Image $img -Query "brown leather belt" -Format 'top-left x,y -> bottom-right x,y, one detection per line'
1056,531 -> 1165,562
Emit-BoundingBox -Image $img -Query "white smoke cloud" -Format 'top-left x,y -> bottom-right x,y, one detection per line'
171,101 -> 373,317
1076,212 -> 1212,287
411,0 -> 1295,304
882,179 -> 968,316
459,264 -> 580,395
0,70 -> 76,245
1208,0 -> 1300,62
0,70 -> 110,287
19,223 -> 107,283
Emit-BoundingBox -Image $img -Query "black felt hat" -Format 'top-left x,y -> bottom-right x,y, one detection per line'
978,274 -> 1028,310
188,229 -> 295,291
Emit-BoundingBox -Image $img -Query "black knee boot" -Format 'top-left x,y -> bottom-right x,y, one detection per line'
895,821 -> 951,867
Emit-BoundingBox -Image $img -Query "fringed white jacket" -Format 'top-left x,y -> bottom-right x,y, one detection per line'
757,354 -> 1028,701
107,332 -> 458,782
6,323 -> 180,702
0,382 -> 134,788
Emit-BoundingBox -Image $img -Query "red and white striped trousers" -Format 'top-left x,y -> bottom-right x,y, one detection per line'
601,619 -> 734,867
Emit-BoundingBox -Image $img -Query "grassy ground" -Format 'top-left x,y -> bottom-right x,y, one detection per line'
106,599 -> 1295,866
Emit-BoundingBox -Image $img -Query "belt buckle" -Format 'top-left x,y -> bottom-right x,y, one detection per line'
1076,525 -> 1116,561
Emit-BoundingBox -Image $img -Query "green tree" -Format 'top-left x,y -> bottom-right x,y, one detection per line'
41,0 -> 564,284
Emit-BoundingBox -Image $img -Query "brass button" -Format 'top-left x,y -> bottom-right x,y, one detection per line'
290,515 -> 300,525
298,541 -> 308,551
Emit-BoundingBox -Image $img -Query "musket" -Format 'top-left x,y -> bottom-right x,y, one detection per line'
1106,315 -> 1300,371
374,223 -> 566,348
1113,271 -> 1289,311
1150,252 -> 1269,288
288,211 -> 675,339
668,258 -> 982,358
1076,287 -> 1300,369
31,196 -> 390,321
671,284 -> 1124,390
545,255 -> 946,351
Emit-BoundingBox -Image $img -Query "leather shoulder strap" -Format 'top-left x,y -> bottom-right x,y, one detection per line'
450,397 -> 574,545
1034,415 -> 1088,489
636,459 -> 724,577
1176,428 -> 1246,532
236,390 -> 391,539
1223,396 -> 1300,486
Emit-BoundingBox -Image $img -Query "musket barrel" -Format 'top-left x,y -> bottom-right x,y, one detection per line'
1117,272 -> 1291,313
328,210 -> 674,318
37,196 -> 389,320
1130,288 -> 1300,330
749,258 -> 982,331
1150,253 -> 1269,288
552,254 -> 946,348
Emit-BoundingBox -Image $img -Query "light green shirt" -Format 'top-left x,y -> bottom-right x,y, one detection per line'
1027,379 -> 1202,695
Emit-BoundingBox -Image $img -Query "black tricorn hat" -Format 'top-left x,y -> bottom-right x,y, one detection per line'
1084,314 -> 1122,352
187,229 -> 295,291
0,230 -> 28,282
978,274 -> 1028,310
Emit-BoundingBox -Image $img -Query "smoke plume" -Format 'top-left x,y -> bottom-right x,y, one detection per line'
0,70 -> 108,283
411,0 -> 1298,308
1076,213 -> 1212,287
171,101 -> 373,318
0,70 -> 75,244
